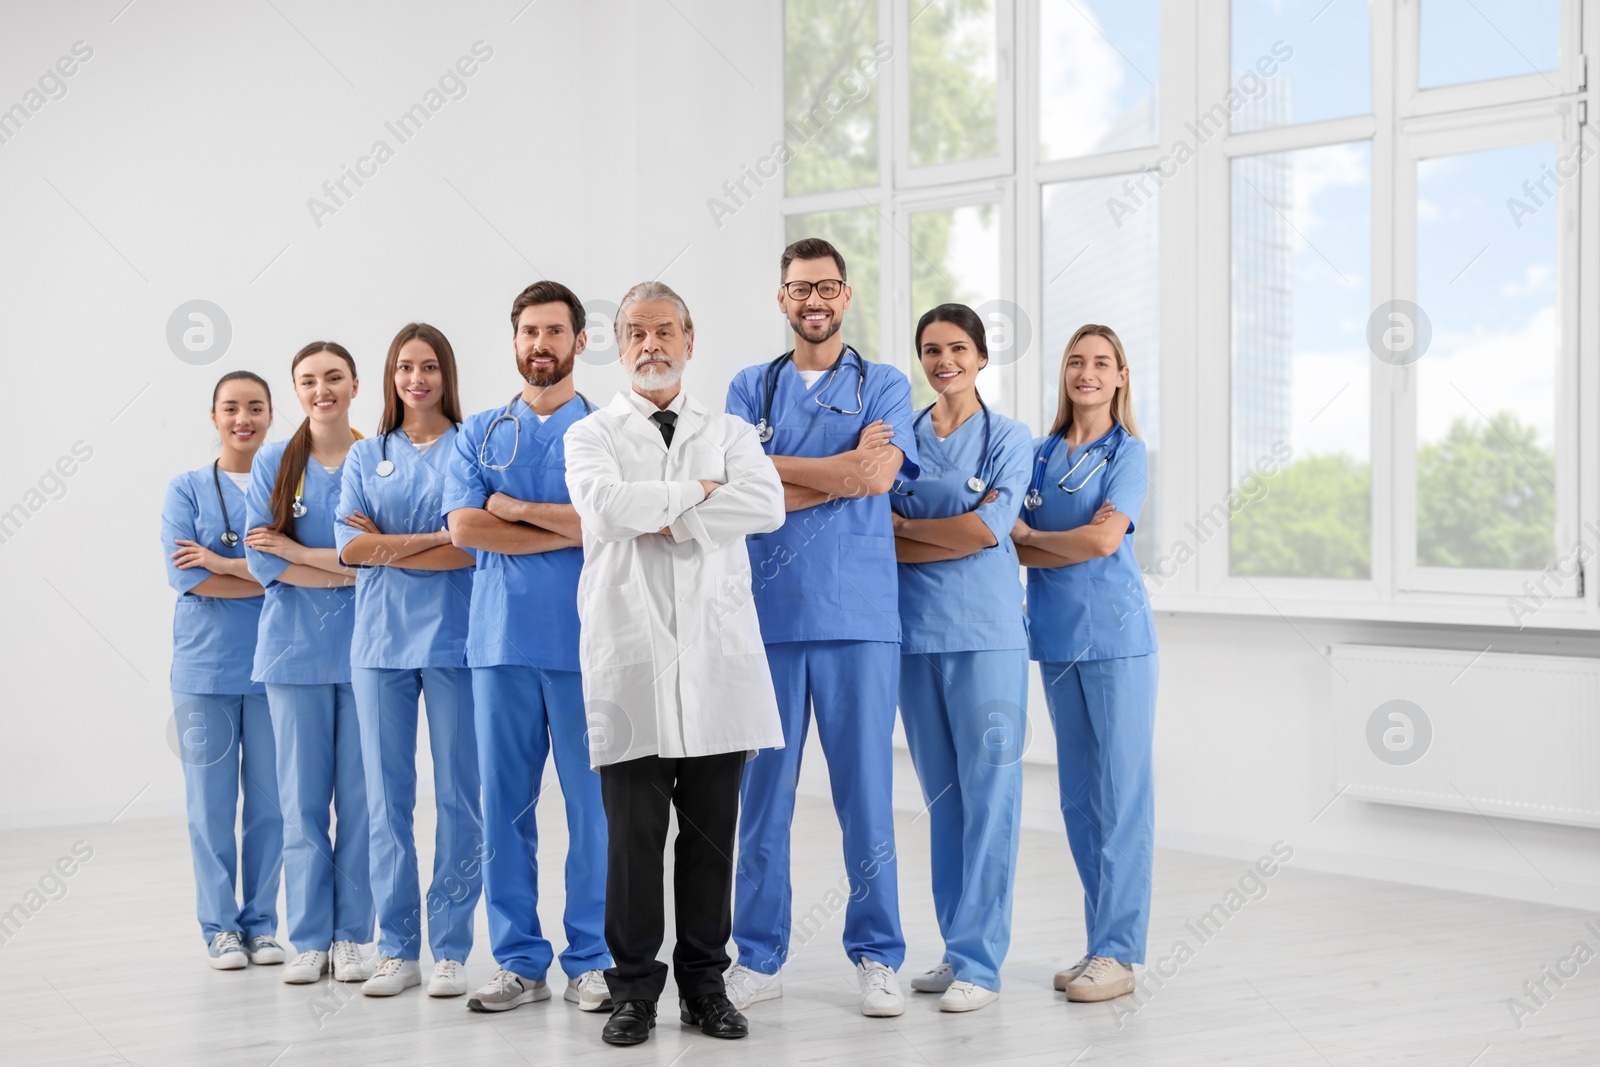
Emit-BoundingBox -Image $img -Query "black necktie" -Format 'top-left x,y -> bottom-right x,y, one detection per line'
651,410 -> 677,447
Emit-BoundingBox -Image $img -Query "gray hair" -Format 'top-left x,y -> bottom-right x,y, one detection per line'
614,280 -> 694,340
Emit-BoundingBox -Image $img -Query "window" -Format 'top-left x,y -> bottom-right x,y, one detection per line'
1229,143 -> 1372,580
781,1 -> 1597,627
1041,175 -> 1161,565
1038,0 -> 1159,159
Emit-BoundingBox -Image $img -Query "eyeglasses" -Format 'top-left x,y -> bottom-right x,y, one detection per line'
782,279 -> 846,300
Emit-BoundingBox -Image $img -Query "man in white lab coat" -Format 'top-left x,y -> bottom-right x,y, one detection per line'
564,280 -> 786,1047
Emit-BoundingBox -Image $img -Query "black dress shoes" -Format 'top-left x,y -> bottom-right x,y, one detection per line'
679,992 -> 749,1038
602,999 -> 656,1045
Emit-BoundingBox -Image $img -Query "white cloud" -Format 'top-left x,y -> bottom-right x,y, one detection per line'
1416,304 -> 1558,446
1038,5 -> 1128,158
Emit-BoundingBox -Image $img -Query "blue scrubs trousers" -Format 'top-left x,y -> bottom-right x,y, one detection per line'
473,665 -> 609,980
265,682 -> 374,951
1041,654 -> 1158,964
354,666 -> 483,963
735,639 -> 905,973
175,691 -> 282,942
898,650 -> 1026,990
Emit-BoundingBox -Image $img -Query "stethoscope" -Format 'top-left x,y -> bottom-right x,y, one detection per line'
1022,423 -> 1125,511
291,428 -> 364,518
373,425 -> 456,478
211,460 -> 240,547
754,345 -> 867,444
479,392 -> 595,472
897,400 -> 993,497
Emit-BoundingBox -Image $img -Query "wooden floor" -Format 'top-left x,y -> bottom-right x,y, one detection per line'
3,789 -> 1597,1066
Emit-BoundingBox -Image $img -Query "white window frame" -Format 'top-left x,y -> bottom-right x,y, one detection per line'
891,0 -> 1016,189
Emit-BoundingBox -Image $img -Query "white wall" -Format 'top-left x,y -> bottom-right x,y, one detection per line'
5,1 -> 1596,911
0,0 -> 782,828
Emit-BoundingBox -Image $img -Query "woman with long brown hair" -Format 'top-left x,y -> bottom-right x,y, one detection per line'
334,323 -> 482,999
1010,324 -> 1157,1005
243,341 -> 374,985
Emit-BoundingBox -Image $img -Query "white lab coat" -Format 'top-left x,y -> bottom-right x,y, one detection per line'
563,389 -> 787,768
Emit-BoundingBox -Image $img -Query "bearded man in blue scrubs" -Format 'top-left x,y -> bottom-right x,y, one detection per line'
444,281 -> 612,1015
724,238 -> 919,1018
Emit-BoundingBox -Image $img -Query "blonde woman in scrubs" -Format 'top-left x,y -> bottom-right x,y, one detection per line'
1012,324 -> 1157,1004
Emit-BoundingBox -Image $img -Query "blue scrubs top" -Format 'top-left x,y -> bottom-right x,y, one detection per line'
161,466 -> 265,695
246,439 -> 358,685
1023,425 -> 1157,663
336,428 -> 473,671
443,395 -> 590,672
726,349 -> 920,644
892,405 -> 1031,655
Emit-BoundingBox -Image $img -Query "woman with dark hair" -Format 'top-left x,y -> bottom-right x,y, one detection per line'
162,370 -> 284,971
334,324 -> 483,999
1011,323 -> 1157,1004
244,342 -> 374,985
889,303 -> 1033,1012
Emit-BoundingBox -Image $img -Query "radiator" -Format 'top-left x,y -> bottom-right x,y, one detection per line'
1330,644 -> 1600,829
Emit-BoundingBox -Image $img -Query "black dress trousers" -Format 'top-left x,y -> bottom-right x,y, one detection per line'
598,750 -> 746,1003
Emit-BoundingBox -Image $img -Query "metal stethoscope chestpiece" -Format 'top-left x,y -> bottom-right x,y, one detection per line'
211,460 -> 243,546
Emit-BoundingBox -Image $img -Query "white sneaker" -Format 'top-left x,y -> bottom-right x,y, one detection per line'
206,931 -> 247,970
910,962 -> 954,993
939,980 -> 998,1012
467,968 -> 551,1013
429,959 -> 468,997
331,940 -> 373,982
244,935 -> 285,965
362,957 -> 421,996
856,959 -> 904,1017
724,963 -> 782,1010
1065,956 -> 1135,1002
283,949 -> 329,984
1053,953 -> 1091,991
564,969 -> 613,1011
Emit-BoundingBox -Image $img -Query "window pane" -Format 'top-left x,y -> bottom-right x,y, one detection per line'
906,203 -> 1002,410
1414,143 -> 1557,570
1420,0 -> 1559,88
1230,143 -> 1372,579
908,0 -> 999,168
784,0 -> 882,196
1042,176 -> 1161,566
1231,0 -> 1370,132
1039,0 -> 1158,159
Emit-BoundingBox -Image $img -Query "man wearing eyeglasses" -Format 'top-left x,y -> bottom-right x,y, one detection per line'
723,237 -> 920,1018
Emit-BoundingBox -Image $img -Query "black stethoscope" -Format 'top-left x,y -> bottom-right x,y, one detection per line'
1023,423 -> 1125,511
211,460 -> 240,547
754,345 -> 867,444
478,393 -> 595,472
897,400 -> 993,497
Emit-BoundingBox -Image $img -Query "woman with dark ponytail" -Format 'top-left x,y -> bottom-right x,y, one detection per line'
162,370 -> 284,971
889,304 -> 1034,1012
243,342 -> 375,985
